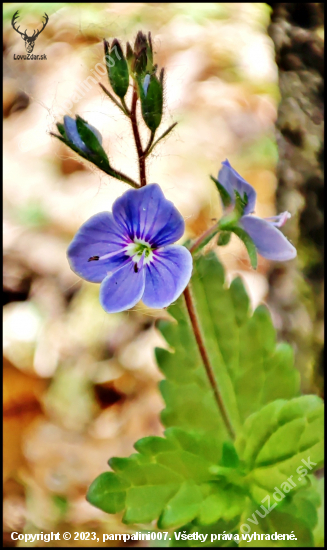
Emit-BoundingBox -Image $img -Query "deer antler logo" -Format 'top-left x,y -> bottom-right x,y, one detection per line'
11,10 -> 48,54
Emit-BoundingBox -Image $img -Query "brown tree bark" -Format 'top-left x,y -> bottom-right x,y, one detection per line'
267,3 -> 324,394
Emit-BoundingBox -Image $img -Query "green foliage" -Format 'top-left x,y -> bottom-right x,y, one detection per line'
313,477 -> 324,547
87,253 -> 323,545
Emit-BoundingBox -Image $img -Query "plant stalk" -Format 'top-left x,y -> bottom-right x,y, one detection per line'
183,284 -> 235,439
189,223 -> 219,254
130,85 -> 147,187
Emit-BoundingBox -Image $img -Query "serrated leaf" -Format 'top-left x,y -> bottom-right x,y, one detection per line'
158,253 -> 300,435
87,253 -> 323,534
236,396 -> 324,503
239,506 -> 315,547
173,519 -> 239,547
158,482 -> 204,529
199,487 -> 245,525
86,472 -> 129,514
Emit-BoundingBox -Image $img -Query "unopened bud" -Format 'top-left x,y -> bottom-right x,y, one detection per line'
107,39 -> 129,98
139,74 -> 163,132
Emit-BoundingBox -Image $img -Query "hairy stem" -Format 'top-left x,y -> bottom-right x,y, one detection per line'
183,285 -> 235,439
99,83 -> 128,115
146,122 -> 178,156
108,168 -> 140,188
144,131 -> 155,156
130,85 -> 147,187
189,223 -> 219,254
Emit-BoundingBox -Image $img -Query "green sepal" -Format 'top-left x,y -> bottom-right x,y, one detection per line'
75,116 -> 109,165
138,74 -> 163,132
107,39 -> 129,98
217,231 -> 231,246
56,122 -> 66,138
126,41 -> 134,73
210,175 -> 232,208
230,226 -> 258,269
218,210 -> 242,230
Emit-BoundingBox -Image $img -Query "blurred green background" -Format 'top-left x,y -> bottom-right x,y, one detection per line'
3,2 -> 312,546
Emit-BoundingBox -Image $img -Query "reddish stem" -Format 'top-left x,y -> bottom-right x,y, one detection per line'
189,224 -> 219,254
130,85 -> 147,187
183,285 -> 235,439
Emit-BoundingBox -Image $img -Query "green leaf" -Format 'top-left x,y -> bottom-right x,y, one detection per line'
172,519 -> 239,547
222,442 -> 239,468
230,226 -> 258,269
107,39 -> 129,98
158,482 -> 204,529
86,472 -> 129,514
87,253 -> 323,536
313,477 -> 324,547
229,276 -> 250,326
236,395 -> 324,503
199,487 -> 245,525
239,505 -> 315,547
158,253 -> 299,432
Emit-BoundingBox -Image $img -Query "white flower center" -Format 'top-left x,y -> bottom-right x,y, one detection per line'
125,238 -> 154,266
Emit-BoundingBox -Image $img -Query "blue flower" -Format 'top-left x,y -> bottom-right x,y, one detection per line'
63,116 -> 102,154
67,184 -> 193,313
218,159 -> 297,261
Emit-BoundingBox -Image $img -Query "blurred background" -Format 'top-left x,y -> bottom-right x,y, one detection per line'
3,3 -> 324,546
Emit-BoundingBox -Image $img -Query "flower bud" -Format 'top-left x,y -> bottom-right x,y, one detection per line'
138,74 -> 163,132
134,31 -> 147,56
131,31 -> 156,77
63,115 -> 102,154
126,41 -> 134,72
106,39 -> 129,98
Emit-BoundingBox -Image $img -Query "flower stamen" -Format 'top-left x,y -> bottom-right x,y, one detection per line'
265,211 -> 291,228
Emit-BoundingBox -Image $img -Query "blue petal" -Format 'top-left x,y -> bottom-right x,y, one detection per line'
112,184 -> 185,247
100,260 -> 145,313
218,159 -> 257,215
67,212 -> 130,283
63,116 -> 102,153
142,245 -> 193,308
240,215 -> 297,261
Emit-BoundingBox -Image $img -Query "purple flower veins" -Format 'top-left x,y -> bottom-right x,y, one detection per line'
218,159 -> 297,261
67,184 -> 193,313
